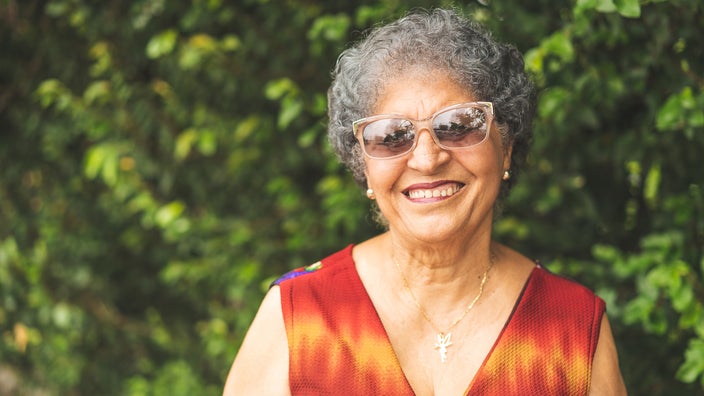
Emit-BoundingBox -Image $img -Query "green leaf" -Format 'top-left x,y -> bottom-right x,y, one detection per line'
175,129 -> 197,161
595,0 -> 617,13
278,98 -> 303,130
543,32 -> 575,63
83,80 -> 111,105
52,303 -> 74,329
146,29 -> 178,59
155,201 -> 186,228
83,143 -> 120,186
264,78 -> 298,101
197,130 -> 217,156
179,46 -> 202,69
45,1 -> 70,17
221,34 -> 241,51
188,34 -> 217,52
234,116 -> 259,143
623,296 -> 653,326
644,163 -> 661,207
308,14 -> 350,42
677,339 -> 704,383
656,92 -> 684,131
35,78 -> 72,110
102,150 -> 119,186
592,244 -> 621,262
614,0 -> 641,18
672,285 -> 694,313
524,47 -> 544,76
538,87 -> 570,119
656,87 -> 704,133
298,127 -> 318,148
84,145 -> 105,180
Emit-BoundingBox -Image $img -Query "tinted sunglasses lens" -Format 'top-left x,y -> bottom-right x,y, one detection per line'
432,106 -> 488,148
362,118 -> 415,158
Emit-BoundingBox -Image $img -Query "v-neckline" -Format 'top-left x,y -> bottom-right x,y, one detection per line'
348,254 -> 539,395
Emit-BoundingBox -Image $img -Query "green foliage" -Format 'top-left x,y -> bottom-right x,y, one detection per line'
1,0 -> 702,394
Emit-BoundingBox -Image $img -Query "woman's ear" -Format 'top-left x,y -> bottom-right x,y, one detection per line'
503,141 -> 513,171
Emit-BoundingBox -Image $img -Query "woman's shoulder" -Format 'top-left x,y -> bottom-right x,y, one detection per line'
494,243 -> 604,319
527,257 -> 602,305
497,243 -> 601,299
523,263 -> 606,320
270,244 -> 355,287
223,285 -> 290,395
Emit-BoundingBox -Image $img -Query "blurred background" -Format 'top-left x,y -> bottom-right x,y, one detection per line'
1,0 -> 702,394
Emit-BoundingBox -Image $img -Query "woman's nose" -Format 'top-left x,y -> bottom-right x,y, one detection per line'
406,129 -> 450,171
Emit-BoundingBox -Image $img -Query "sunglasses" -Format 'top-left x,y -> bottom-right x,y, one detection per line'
353,102 -> 494,159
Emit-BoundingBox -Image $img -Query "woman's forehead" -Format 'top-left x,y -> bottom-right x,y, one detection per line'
372,72 -> 477,118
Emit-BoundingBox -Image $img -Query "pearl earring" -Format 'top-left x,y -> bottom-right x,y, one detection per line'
502,170 -> 511,180
366,188 -> 376,200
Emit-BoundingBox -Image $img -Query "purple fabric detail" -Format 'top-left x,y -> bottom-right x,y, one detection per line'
270,262 -> 323,287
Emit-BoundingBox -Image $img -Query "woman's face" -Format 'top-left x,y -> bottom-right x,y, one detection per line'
363,72 -> 511,245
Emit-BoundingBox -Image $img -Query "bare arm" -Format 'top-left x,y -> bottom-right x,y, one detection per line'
589,314 -> 627,395
223,286 -> 291,396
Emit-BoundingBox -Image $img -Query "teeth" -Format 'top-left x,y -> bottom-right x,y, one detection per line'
408,184 -> 460,199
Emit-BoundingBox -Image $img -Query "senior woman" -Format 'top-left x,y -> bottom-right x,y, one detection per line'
225,8 -> 626,395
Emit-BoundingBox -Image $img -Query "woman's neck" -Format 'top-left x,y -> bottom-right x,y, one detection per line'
387,229 -> 493,280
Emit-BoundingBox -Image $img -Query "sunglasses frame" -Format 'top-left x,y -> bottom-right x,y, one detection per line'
352,101 -> 494,160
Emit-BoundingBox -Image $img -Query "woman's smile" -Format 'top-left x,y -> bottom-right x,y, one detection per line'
403,181 -> 465,201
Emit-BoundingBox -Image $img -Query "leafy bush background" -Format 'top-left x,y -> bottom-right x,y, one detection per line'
1,0 -> 702,394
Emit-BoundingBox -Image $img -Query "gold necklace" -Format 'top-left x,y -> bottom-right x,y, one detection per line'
394,255 -> 493,363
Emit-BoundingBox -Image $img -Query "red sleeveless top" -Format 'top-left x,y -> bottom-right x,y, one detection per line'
275,245 -> 605,395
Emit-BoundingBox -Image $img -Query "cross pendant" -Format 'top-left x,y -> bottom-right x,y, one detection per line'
434,332 -> 453,363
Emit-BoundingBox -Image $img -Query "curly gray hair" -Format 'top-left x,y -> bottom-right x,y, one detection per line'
327,8 -> 536,199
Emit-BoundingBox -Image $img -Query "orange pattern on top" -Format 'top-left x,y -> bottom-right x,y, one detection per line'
277,245 -> 605,395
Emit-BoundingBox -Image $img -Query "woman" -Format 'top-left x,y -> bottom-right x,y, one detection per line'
224,8 -> 627,395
